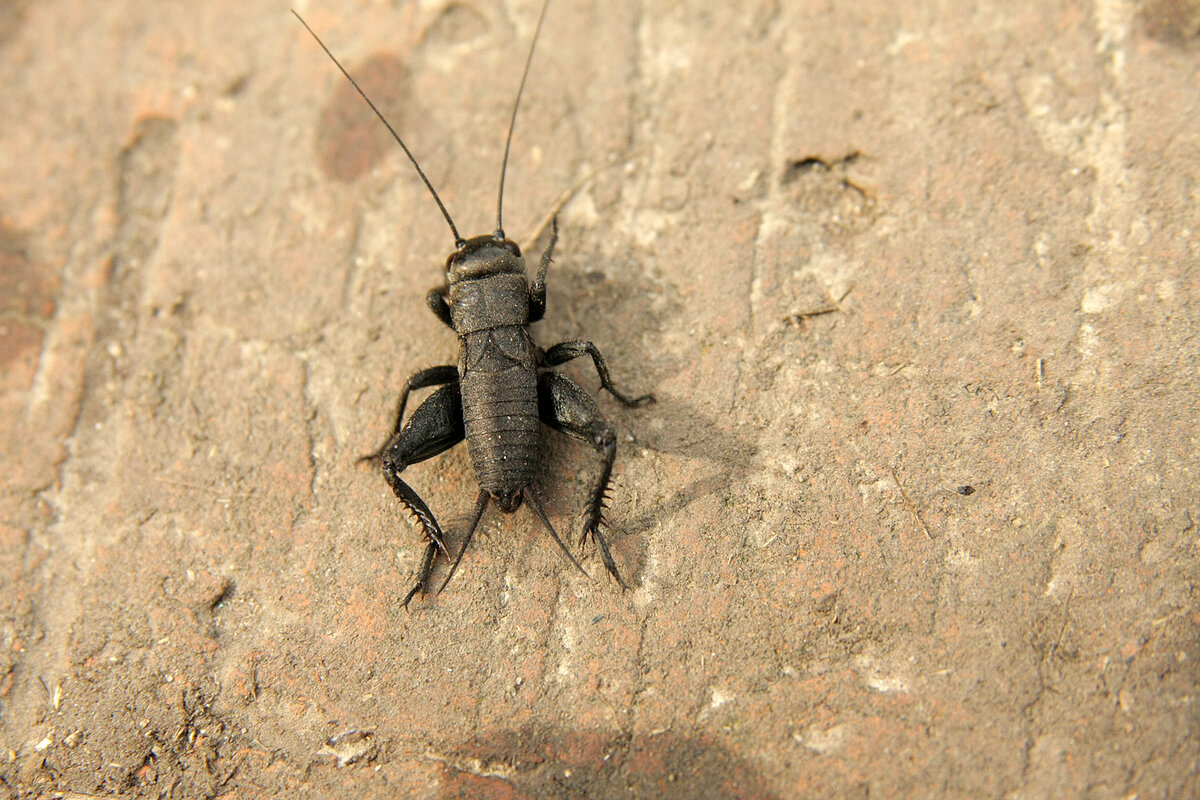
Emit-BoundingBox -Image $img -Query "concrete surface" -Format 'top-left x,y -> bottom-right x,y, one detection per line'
1,0 -> 1198,797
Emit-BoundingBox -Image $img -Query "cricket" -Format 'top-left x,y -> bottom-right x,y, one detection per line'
294,1 -> 654,605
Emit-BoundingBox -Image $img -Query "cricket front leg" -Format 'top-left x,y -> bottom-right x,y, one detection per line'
527,216 -> 557,323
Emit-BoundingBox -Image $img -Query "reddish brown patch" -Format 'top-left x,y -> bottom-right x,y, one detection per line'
0,223 -> 58,373
317,54 -> 412,181
1142,0 -> 1200,45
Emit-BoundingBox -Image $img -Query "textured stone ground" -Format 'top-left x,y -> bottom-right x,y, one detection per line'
1,1 -> 1197,797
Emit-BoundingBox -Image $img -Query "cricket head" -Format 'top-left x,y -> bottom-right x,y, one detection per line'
446,235 -> 524,285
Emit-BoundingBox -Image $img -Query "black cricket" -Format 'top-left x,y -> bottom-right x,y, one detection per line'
294,2 -> 653,605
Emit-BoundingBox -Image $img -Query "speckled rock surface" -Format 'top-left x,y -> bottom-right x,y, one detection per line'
1,1 -> 1197,797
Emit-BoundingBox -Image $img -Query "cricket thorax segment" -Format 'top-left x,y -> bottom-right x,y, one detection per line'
449,272 -> 531,333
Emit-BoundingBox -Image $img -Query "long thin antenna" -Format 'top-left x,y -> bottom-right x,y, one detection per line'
292,10 -> 465,248
494,0 -> 551,239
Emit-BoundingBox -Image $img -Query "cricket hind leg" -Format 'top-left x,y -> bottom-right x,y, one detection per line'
362,364 -> 460,462
373,382 -> 465,606
537,371 -> 628,588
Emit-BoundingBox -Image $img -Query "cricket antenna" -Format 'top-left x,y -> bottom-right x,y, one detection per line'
292,10 -> 466,249
494,0 -> 551,241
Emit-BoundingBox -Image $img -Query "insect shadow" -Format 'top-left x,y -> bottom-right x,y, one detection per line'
529,248 -> 761,584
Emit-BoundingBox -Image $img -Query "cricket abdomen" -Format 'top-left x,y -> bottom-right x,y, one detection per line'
458,325 -> 540,500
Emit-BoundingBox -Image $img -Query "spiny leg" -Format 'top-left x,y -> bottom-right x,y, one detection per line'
376,383 -> 465,606
403,542 -> 438,608
542,340 -> 654,407
362,365 -> 459,462
538,371 -> 627,588
527,216 -> 557,323
525,486 -> 590,579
